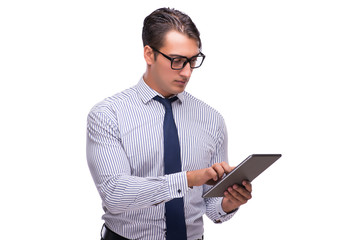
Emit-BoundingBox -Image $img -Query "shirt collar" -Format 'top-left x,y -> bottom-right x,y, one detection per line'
136,77 -> 185,104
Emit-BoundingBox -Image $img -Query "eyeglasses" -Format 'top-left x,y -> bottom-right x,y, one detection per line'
151,47 -> 206,70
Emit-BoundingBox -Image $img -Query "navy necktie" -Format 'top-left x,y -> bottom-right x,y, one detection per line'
154,96 -> 187,240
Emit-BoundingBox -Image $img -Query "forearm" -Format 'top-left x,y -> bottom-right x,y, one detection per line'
93,172 -> 188,214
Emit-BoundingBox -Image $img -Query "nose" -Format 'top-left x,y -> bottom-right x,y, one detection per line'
179,62 -> 192,78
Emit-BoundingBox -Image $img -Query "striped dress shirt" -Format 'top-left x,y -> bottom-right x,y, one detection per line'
87,78 -> 237,240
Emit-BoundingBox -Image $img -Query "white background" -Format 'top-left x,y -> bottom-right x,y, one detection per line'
1,0 -> 359,239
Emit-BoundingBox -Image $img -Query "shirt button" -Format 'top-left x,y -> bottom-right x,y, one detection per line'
178,189 -> 181,193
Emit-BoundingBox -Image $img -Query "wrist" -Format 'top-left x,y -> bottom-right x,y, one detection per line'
186,171 -> 194,188
221,198 -> 239,214
223,206 -> 238,214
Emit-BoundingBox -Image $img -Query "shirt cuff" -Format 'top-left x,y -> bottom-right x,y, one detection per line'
165,171 -> 189,198
213,199 -> 239,223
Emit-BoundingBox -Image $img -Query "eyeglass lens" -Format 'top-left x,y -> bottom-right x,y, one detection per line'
172,56 -> 204,70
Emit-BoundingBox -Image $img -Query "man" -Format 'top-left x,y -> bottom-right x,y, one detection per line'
87,8 -> 252,240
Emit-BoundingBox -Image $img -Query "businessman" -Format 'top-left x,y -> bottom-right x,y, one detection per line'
87,7 -> 252,240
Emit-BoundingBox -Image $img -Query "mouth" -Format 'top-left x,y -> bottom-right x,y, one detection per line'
174,79 -> 188,85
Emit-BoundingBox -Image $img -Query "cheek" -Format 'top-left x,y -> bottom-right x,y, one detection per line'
158,65 -> 176,82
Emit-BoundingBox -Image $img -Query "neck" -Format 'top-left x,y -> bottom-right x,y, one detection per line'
143,70 -> 173,98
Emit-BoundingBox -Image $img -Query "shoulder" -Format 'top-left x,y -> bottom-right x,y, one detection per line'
91,87 -> 138,110
182,91 -> 223,116
182,91 -> 225,125
88,87 -> 137,123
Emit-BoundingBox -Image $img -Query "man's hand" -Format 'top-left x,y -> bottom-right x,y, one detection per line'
186,162 -> 252,213
186,162 -> 233,188
221,180 -> 252,213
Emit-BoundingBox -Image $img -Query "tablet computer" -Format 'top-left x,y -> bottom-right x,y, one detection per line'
202,154 -> 281,198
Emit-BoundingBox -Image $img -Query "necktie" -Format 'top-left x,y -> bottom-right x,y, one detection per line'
153,96 -> 187,240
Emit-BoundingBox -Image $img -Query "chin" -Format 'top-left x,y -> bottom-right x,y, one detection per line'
173,88 -> 186,95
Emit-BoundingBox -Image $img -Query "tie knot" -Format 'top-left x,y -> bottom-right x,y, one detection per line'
153,96 -> 178,109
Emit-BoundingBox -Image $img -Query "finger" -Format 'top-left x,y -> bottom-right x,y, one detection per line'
242,180 -> 252,193
205,167 -> 219,182
224,190 -> 238,203
220,161 -> 233,173
211,163 -> 225,179
233,184 -> 252,200
226,187 -> 248,204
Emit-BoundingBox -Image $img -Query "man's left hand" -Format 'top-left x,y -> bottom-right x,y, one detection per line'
221,180 -> 252,213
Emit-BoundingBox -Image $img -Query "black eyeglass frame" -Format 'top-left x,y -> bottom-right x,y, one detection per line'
151,47 -> 206,70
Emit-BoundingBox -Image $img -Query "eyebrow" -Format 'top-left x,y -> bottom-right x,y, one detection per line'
169,53 -> 200,58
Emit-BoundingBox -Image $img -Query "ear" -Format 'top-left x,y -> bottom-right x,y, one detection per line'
144,45 -> 155,65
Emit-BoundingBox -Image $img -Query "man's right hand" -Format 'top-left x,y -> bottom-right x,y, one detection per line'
186,162 -> 234,188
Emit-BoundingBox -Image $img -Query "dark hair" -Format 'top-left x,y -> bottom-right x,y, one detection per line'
142,8 -> 202,50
